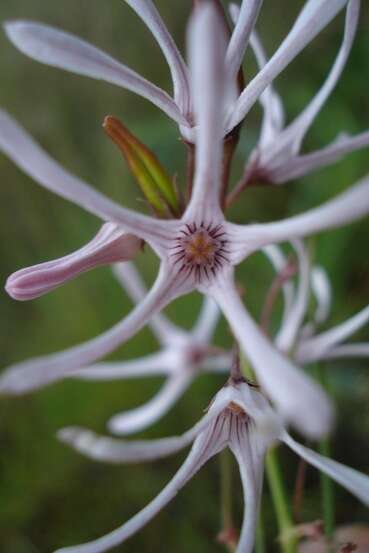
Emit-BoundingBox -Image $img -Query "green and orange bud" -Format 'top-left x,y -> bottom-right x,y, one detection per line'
103,116 -> 180,218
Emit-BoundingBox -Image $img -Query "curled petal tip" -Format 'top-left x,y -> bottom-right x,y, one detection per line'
5,224 -> 143,301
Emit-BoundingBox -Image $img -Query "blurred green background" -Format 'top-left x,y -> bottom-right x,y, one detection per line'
0,1 -> 369,551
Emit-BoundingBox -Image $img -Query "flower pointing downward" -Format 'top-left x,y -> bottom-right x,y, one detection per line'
57,379 -> 369,553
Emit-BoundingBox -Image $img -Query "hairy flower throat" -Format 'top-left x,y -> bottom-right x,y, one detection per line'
171,222 -> 229,281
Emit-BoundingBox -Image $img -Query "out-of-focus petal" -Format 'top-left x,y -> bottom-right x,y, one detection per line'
113,262 -> 180,345
296,304 -> 369,363
108,372 -> 192,435
123,0 -> 190,115
210,270 -> 334,439
70,352 -> 169,381
184,2 -> 228,222
319,342 -> 369,359
192,296 -> 220,343
311,266 -> 332,326
227,0 -> 348,131
275,241 -> 310,352
0,263 -> 186,395
271,129 -> 369,183
283,432 -> 369,506
226,0 -> 262,81
4,21 -> 187,126
262,245 -> 294,329
5,224 -> 142,301
0,110 -> 173,249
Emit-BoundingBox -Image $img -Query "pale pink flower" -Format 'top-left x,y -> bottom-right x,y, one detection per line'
1,3 -> 369,439
57,379 -> 369,553
4,0 -> 352,142
229,0 -> 369,187
72,261 -> 229,435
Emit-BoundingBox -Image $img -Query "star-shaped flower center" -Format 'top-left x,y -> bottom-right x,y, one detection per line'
170,223 -> 229,282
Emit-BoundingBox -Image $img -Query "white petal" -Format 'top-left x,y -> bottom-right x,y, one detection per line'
275,241 -> 310,352
108,372 -> 192,435
113,262 -> 179,344
228,0 -> 348,131
184,2 -> 228,223
226,0 -> 262,81
296,304 -> 369,364
311,266 -> 332,325
262,245 -> 295,329
58,385 -> 233,464
4,21 -> 187,126
192,296 -> 220,343
6,224 -> 142,301
211,270 -> 334,439
0,110 -> 173,248
70,352 -> 169,381
284,432 -> 369,506
271,129 -> 369,183
0,264 -> 185,395
319,342 -> 369,359
274,0 -> 360,156
54,388 -> 234,553
232,173 -> 369,260
249,32 -> 285,147
231,424 -> 265,553
123,0 -> 190,115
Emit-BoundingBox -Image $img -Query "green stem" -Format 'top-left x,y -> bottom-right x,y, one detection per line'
255,510 -> 266,553
316,366 -> 335,541
266,449 -> 297,553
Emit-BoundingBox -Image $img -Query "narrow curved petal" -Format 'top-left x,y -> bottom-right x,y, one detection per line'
58,386 -> 236,464
193,296 -> 220,343
231,174 -> 369,260
249,32 -> 285,147
108,372 -> 192,435
112,262 -> 179,344
54,393 -> 233,553
4,21 -> 187,126
284,432 -> 369,506
311,266 -> 332,325
296,304 -> 369,363
271,129 -> 369,183
123,0 -> 190,115
184,3 -> 227,223
227,0 -> 348,131
6,224 -> 142,301
0,264 -> 185,395
262,245 -> 294,329
0,110 -> 173,248
319,342 -> 369,359
226,0 -> 262,81
275,241 -> 310,352
231,425 -> 264,553
211,270 -> 334,439
70,352 -> 169,381
276,0 -> 360,156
